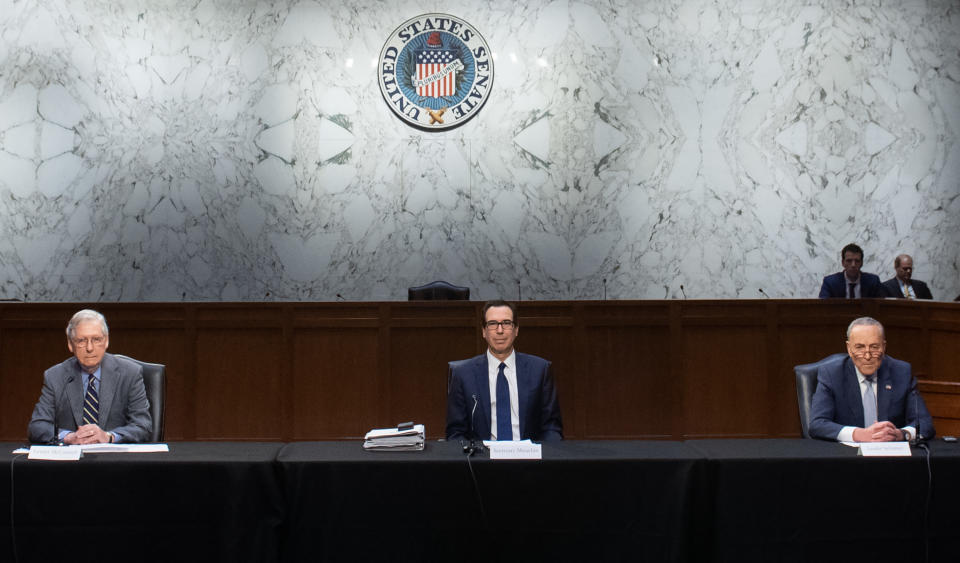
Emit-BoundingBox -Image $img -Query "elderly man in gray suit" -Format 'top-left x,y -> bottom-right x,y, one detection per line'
28,309 -> 152,444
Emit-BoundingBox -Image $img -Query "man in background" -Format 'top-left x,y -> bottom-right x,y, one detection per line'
819,243 -> 883,298
27,309 -> 152,444
881,254 -> 933,299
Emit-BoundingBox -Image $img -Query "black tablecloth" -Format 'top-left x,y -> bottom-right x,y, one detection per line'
0,442 -> 284,563
686,439 -> 960,563
277,440 -> 705,563
3,439 -> 959,563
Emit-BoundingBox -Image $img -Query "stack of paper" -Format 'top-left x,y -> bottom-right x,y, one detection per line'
363,424 -> 425,451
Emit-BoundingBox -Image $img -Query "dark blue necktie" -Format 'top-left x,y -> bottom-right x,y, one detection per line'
496,362 -> 512,440
82,375 -> 99,425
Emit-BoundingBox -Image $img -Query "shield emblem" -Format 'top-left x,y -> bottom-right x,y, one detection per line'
416,48 -> 457,98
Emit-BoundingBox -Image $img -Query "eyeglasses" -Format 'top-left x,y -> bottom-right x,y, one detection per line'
484,320 -> 516,330
73,336 -> 106,347
851,345 -> 883,358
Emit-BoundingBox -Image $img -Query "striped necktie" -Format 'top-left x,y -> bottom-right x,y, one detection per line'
82,375 -> 99,425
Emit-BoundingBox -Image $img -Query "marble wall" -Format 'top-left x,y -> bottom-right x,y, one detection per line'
1,0 -> 958,302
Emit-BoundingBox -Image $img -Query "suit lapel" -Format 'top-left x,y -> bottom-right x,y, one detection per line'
876,362 -> 892,422
67,361 -> 84,427
97,354 -> 117,426
473,356 -> 492,438
516,353 -> 528,439
842,358 -> 865,424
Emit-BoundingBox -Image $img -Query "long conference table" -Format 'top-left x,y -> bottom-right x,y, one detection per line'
2,439 -> 959,563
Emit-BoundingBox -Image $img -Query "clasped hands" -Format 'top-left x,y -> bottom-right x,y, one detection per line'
63,423 -> 111,445
852,421 -> 905,442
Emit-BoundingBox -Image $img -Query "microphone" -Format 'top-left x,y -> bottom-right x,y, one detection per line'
462,394 -> 483,456
469,394 -> 479,439
911,378 -> 924,445
758,288 -> 770,299
336,293 -> 346,301
51,375 -> 74,445
602,278 -> 607,301
679,285 -> 687,300
909,376 -> 932,562
517,281 -> 521,302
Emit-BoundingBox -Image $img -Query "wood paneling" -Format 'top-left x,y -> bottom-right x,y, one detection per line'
919,381 -> 960,437
584,326 -> 672,438
1,300 -> 957,441
292,328 -> 379,439
682,325 -> 767,437
195,328 -> 284,440
388,326 -> 477,434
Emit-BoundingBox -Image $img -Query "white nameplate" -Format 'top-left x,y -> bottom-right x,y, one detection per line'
28,445 -> 82,461
858,442 -> 912,457
486,440 -> 542,460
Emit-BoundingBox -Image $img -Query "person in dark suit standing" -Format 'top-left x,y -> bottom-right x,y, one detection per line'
27,309 -> 152,444
881,254 -> 933,299
809,317 -> 934,442
818,243 -> 883,298
446,300 -> 562,442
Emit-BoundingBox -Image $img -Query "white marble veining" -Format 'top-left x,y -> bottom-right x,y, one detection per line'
0,0 -> 958,302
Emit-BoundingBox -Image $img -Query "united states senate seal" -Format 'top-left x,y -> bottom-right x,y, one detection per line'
378,13 -> 494,131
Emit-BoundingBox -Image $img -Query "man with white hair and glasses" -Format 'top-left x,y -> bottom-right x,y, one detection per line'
27,309 -> 152,444
809,317 -> 934,442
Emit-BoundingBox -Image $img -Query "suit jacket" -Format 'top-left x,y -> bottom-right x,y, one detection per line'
881,277 -> 933,299
809,355 -> 934,441
27,353 -> 152,444
818,271 -> 883,298
446,352 -> 563,442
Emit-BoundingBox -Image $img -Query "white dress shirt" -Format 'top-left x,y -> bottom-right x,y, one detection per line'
487,349 -> 520,440
845,275 -> 861,298
900,281 -> 915,299
836,366 -> 915,442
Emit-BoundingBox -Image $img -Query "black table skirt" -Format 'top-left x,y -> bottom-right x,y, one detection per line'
684,439 -> 960,563
1,442 -> 285,563
3,439 -> 959,563
278,440 -> 705,563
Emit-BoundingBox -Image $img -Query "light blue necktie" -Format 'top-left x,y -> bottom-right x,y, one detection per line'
495,362 -> 512,441
862,377 -> 877,428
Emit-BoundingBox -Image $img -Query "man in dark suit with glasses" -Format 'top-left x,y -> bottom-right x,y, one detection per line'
809,317 -> 934,442
446,300 -> 563,442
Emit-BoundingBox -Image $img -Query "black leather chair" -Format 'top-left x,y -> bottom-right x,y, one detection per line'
115,354 -> 166,442
408,280 -> 470,300
794,353 -> 847,438
447,359 -> 473,395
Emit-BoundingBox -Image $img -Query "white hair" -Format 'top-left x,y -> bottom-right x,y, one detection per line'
846,316 -> 884,340
66,309 -> 109,340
